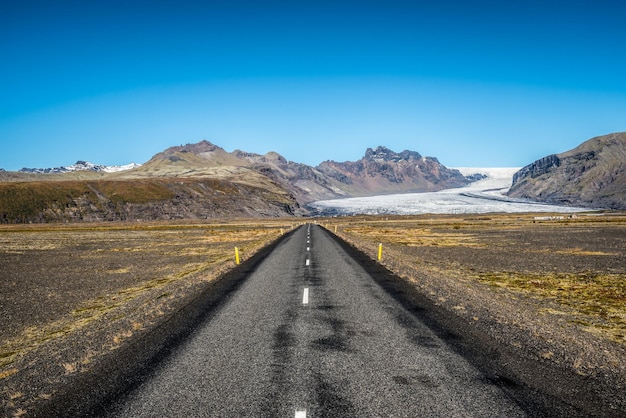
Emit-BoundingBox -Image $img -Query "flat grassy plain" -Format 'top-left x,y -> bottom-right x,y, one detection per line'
0,220 -> 296,414
1,214 -> 625,415
329,213 -> 626,345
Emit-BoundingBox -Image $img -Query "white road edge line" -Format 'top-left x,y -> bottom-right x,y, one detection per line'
302,288 -> 309,305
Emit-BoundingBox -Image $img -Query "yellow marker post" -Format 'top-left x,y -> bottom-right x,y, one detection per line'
377,243 -> 383,261
334,225 -> 337,234
235,247 -> 240,265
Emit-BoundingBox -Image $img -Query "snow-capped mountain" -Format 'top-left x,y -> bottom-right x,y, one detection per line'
19,161 -> 141,174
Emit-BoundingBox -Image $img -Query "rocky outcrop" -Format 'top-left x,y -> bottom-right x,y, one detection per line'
508,132 -> 626,209
511,154 -> 561,184
317,146 -> 470,197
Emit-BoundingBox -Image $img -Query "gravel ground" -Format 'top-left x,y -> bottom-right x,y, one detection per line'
334,214 -> 626,415
0,222 -> 289,416
1,216 -> 625,416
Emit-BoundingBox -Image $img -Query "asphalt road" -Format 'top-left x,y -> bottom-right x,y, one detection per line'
103,224 -> 528,417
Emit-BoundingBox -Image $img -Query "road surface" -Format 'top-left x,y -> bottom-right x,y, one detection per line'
102,224 -> 528,417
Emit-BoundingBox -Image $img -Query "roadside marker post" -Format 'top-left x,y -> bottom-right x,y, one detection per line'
378,243 -> 383,261
235,247 -> 240,265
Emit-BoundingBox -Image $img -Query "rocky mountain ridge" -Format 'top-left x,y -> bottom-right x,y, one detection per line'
508,132 -> 626,210
317,146 -> 470,197
0,140 -> 473,222
119,140 -> 472,204
19,161 -> 141,174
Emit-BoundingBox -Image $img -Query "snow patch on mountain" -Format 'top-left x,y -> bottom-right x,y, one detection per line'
101,162 -> 142,173
19,161 -> 141,174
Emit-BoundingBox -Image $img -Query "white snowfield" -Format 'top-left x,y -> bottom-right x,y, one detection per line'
310,167 -> 592,216
101,162 -> 142,173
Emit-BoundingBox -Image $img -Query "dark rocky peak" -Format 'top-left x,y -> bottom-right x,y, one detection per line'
512,154 -> 561,186
364,146 -> 422,162
232,150 -> 261,159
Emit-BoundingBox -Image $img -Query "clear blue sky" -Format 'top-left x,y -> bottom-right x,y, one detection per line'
1,0 -> 625,171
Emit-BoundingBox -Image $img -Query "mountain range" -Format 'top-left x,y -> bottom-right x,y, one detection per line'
1,132 -> 624,223
17,160 -> 141,174
135,141 -> 473,202
0,142 -> 477,222
508,132 -> 626,210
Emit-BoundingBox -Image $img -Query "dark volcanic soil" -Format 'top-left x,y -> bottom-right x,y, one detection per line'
336,214 -> 626,415
0,222 -> 287,416
0,227 -> 220,341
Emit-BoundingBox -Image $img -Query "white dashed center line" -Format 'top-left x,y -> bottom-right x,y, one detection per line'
302,288 -> 309,305
295,409 -> 306,418
305,259 -> 310,266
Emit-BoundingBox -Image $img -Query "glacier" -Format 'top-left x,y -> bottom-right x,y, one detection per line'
309,168 -> 592,216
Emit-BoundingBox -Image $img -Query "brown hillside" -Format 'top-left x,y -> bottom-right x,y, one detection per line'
508,132 -> 626,209
0,178 -> 299,223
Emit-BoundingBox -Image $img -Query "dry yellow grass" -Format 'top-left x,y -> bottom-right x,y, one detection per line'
328,213 -> 626,345
475,271 -> 626,342
0,220 -> 297,377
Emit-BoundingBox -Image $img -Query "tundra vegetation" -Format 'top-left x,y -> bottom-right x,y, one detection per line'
1,214 -> 625,415
326,213 -> 626,414
328,213 -> 626,345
